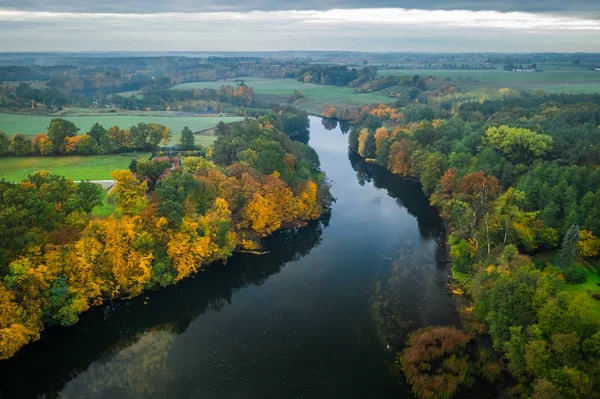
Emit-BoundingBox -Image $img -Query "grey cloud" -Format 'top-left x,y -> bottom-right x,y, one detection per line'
2,0 -> 600,17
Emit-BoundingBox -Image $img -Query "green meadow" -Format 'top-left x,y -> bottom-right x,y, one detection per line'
0,113 -> 242,145
171,77 -> 393,113
0,153 -> 152,182
379,68 -> 600,94
563,267 -> 600,318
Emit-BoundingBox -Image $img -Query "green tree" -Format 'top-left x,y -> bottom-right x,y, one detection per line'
0,130 -> 9,156
77,181 -> 103,213
47,118 -> 79,154
136,160 -> 170,190
484,125 -> 552,164
128,158 -> 138,173
88,123 -> 107,143
8,133 -> 32,156
215,121 -> 230,136
179,126 -> 195,150
559,224 -> 580,270
129,122 -> 150,150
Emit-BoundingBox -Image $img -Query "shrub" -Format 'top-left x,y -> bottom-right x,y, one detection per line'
563,267 -> 587,284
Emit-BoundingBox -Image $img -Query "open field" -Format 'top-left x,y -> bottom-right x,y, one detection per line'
171,77 -> 393,113
91,190 -> 116,217
379,68 -> 600,94
116,90 -> 143,98
563,267 -> 600,318
0,152 -> 151,182
0,113 -> 242,145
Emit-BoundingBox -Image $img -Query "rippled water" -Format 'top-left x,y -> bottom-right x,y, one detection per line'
0,117 -> 468,399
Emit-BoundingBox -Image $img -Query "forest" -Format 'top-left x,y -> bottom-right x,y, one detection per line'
0,117 -> 330,360
346,89 -> 600,398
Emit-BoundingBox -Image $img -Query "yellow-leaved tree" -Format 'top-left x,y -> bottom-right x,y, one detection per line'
109,170 -> 148,216
246,193 -> 280,236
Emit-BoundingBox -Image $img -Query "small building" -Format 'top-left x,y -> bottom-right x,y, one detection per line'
154,157 -> 181,169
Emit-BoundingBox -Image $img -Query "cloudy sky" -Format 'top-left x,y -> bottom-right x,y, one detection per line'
1,0 -> 600,52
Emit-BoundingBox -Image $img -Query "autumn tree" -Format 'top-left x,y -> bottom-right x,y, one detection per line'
31,134 -> 54,155
400,326 -> 474,399
374,127 -> 389,155
109,170 -> 148,216
578,229 -> 600,258
322,106 -> 338,119
107,126 -> 130,149
148,123 -> 170,148
388,139 -> 410,176
246,193 -> 281,236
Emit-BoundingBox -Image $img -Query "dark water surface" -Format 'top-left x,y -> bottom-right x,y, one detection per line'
0,117 -> 463,398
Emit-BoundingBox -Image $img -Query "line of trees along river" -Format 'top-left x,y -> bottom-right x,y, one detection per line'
0,118 -> 487,399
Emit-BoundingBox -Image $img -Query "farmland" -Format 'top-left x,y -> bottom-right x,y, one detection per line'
379,67 -> 600,93
0,152 -> 152,182
0,113 -> 242,145
171,77 -> 393,114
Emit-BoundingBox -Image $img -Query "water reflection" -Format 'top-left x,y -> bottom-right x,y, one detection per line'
321,118 -> 338,131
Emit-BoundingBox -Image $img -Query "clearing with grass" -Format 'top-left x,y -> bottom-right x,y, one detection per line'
171,77 -> 393,114
379,67 -> 600,94
0,113 -> 242,145
0,152 -> 151,182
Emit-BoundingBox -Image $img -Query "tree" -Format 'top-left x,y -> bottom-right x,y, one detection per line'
322,106 -> 337,119
388,139 -> 410,176
107,126 -> 130,150
47,118 -> 79,154
215,121 -> 230,136
400,326 -> 474,399
0,130 -> 11,156
31,134 -> 54,155
8,133 -> 32,156
109,170 -> 148,215
484,126 -> 552,164
179,126 -> 195,150
459,171 -> 501,254
128,122 -> 150,150
559,225 -> 580,269
128,158 -> 138,173
246,193 -> 280,236
136,160 -> 170,190
357,128 -> 376,158
148,123 -> 170,148
88,123 -> 107,143
374,127 -> 389,155
77,181 -> 103,213
578,230 -> 600,258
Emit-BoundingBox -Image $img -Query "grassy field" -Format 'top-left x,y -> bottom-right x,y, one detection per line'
0,152 -> 151,182
91,190 -> 116,217
0,113 -> 242,145
379,68 -> 600,94
171,77 -> 393,114
563,267 -> 600,318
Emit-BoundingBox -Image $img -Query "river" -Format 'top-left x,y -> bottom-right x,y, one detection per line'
0,117 -> 469,398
